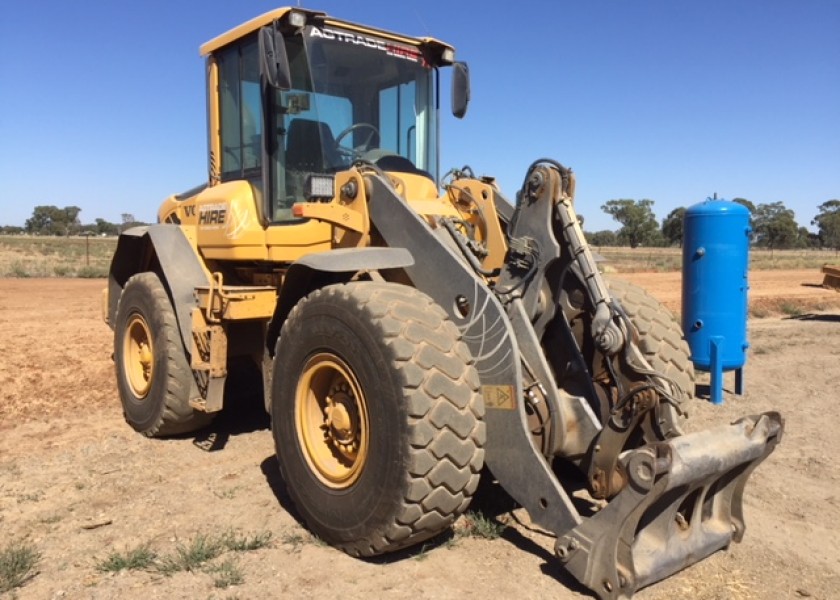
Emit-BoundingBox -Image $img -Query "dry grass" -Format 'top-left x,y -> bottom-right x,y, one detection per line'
95,530 -> 271,588
0,235 -> 116,278
0,539 -> 40,593
2,235 -> 837,278
594,246 -> 840,273
748,296 -> 838,318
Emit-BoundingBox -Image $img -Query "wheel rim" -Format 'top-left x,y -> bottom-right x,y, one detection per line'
123,314 -> 154,398
296,353 -> 369,489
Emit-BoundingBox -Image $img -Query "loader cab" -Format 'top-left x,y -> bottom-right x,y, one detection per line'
201,8 -> 468,226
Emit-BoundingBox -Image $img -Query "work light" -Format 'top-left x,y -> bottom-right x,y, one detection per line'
304,174 -> 335,201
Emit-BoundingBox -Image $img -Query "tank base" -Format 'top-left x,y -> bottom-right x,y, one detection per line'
705,336 -> 745,405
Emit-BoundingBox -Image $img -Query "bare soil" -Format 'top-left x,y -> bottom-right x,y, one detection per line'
612,268 -> 840,316
1,273 -> 839,599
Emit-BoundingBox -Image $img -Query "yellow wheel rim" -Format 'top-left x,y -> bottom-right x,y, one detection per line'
123,314 -> 154,398
296,353 -> 369,489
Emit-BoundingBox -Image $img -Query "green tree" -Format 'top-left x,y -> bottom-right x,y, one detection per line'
25,205 -> 61,235
63,206 -> 82,236
796,227 -> 820,249
753,201 -> 799,249
661,207 -> 686,247
24,205 -> 82,236
812,200 -> 840,251
93,218 -> 120,236
587,229 -> 618,247
600,199 -> 659,248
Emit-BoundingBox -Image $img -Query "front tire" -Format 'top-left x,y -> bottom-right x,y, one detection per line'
114,272 -> 210,437
272,282 -> 485,556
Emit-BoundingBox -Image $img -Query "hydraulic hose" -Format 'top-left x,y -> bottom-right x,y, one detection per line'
524,160 -> 624,355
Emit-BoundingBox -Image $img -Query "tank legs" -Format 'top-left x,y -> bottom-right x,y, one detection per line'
707,336 -> 745,405
710,336 -> 724,405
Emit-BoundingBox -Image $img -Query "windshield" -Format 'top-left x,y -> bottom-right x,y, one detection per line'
269,25 -> 438,220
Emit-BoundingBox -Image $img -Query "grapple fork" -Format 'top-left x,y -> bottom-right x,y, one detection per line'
555,412 -> 783,599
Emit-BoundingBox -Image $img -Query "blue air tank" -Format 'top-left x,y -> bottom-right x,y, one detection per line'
682,199 -> 751,374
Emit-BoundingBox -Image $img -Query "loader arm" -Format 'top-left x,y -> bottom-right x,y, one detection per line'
367,175 -> 584,535
365,161 -> 783,599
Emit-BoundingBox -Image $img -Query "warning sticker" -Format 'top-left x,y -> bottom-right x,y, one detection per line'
482,385 -> 516,410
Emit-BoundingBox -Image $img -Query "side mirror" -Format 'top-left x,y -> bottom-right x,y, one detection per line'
451,61 -> 470,119
259,25 -> 291,90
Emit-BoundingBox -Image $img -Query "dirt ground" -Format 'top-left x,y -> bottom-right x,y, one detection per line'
1,272 -> 839,599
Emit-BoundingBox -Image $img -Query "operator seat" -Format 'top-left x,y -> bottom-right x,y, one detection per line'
285,119 -> 342,173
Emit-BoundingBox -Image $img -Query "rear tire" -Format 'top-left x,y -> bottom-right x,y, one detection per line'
114,272 -> 211,437
272,282 -> 485,556
605,277 -> 695,401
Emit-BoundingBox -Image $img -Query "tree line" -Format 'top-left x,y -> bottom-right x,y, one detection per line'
3,200 -> 840,253
588,198 -> 840,251
0,206 -> 147,236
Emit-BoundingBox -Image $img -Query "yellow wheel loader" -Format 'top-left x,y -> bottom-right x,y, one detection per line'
104,8 -> 782,598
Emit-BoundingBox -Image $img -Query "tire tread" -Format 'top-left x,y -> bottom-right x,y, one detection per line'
278,282 -> 485,556
115,272 -> 210,437
606,277 -> 695,401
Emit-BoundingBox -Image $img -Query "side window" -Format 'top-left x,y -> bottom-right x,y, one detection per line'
379,81 -> 418,163
218,39 -> 261,180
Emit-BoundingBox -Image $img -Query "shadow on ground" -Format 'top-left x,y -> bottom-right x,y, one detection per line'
257,453 -> 596,598
786,312 -> 840,322
190,358 -> 269,452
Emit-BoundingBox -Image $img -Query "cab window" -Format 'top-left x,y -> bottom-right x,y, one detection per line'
217,38 -> 262,181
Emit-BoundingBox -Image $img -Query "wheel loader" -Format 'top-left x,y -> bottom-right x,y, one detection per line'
103,7 -> 783,598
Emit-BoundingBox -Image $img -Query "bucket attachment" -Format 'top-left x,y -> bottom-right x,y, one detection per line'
555,412 -> 783,599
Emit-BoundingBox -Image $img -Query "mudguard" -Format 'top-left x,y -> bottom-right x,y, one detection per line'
266,246 -> 416,356
107,224 -> 210,353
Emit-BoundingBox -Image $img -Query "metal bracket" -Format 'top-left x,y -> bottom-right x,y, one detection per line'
189,308 -> 228,413
367,174 -> 583,535
556,412 -> 783,599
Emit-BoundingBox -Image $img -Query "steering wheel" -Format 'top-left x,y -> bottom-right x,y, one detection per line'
334,123 -> 380,159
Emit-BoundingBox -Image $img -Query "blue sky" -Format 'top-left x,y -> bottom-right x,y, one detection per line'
1,0 -> 837,232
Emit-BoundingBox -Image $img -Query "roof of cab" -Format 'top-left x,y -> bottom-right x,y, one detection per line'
199,6 -> 455,58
